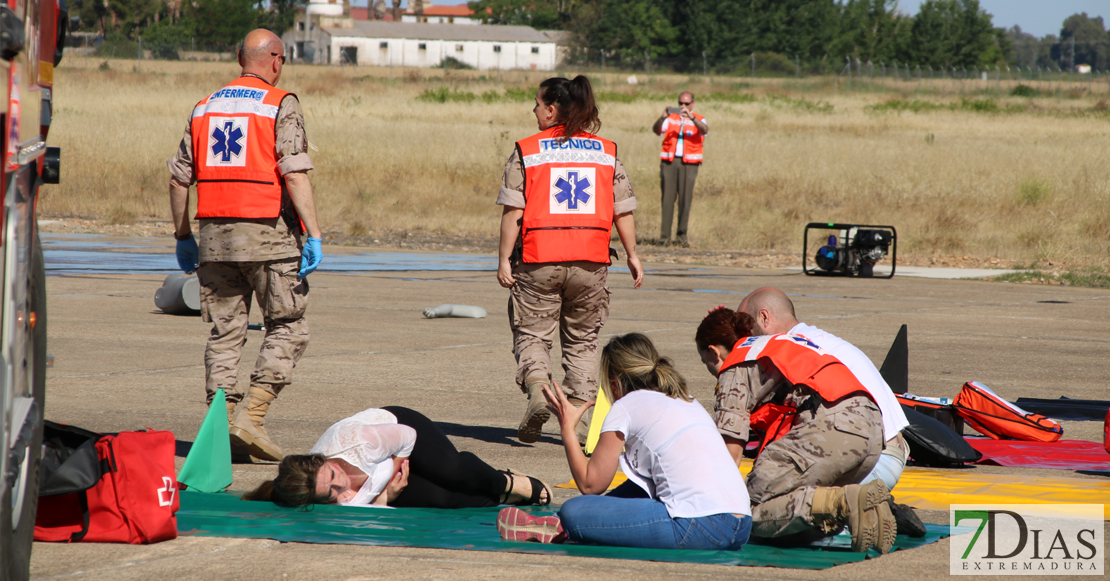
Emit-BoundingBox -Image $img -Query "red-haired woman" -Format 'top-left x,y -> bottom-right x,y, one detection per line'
496,76 -> 643,444
694,308 -> 896,553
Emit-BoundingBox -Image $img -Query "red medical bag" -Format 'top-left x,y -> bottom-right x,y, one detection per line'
1103,407 -> 1109,454
952,381 -> 1063,443
34,423 -> 179,544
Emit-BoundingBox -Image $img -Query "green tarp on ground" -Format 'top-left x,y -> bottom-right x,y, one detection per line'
176,491 -> 949,570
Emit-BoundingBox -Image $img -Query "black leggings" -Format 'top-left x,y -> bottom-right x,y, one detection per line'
382,406 -> 505,509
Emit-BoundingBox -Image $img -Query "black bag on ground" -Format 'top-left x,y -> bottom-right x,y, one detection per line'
900,405 -> 982,467
39,421 -> 106,497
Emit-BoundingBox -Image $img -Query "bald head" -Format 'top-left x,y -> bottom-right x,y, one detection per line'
679,92 -> 694,102
239,29 -> 284,83
738,287 -> 798,335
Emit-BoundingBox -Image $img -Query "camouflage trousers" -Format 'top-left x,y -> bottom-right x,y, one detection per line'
508,261 -> 609,400
747,394 -> 884,540
197,258 -> 310,404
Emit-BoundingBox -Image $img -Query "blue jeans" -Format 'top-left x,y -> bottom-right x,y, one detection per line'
558,488 -> 751,551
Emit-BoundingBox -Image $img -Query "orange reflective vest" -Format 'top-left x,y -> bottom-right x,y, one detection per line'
659,112 -> 705,164
719,333 -> 876,453
191,76 -> 291,219
517,127 -> 616,264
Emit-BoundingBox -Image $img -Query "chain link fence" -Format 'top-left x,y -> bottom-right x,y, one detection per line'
66,32 -> 1110,97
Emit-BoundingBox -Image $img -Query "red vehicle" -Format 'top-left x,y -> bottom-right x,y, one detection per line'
0,0 -> 65,579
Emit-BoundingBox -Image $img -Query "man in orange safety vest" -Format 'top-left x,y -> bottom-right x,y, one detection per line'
652,92 -> 707,247
168,29 -> 322,463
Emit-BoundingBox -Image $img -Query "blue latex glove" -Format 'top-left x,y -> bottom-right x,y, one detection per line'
176,236 -> 199,273
299,237 -> 322,279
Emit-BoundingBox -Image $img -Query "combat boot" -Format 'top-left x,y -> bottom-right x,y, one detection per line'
517,378 -> 551,444
811,480 -> 895,553
222,399 -> 255,463
229,386 -> 284,461
225,400 -> 238,425
890,498 -> 927,538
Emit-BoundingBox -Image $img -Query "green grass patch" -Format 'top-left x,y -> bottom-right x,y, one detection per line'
1010,84 -> 1039,97
866,97 -> 1025,115
989,269 -> 1110,288
594,90 -> 653,103
765,94 -> 833,112
503,87 -> 534,102
416,87 -> 478,103
418,87 -> 537,104
952,98 -> 1000,113
1015,178 -> 1051,206
701,91 -> 758,104
866,99 -> 945,113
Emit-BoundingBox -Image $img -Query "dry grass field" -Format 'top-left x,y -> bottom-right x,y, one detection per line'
47,58 -> 1110,273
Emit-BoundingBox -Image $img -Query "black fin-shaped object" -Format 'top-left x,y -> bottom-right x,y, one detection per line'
880,324 -> 909,394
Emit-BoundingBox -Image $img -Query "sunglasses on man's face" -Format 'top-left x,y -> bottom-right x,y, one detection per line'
679,101 -> 692,106
272,52 -> 286,64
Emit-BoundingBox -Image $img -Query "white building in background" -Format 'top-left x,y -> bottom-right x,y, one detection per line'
285,18 -> 558,70
401,4 -> 478,25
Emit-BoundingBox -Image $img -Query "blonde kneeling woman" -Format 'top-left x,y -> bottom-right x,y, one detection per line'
496,334 -> 752,549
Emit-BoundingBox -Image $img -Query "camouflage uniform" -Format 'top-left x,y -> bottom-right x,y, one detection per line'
715,361 -> 884,540
497,149 -> 637,400
167,75 -> 313,405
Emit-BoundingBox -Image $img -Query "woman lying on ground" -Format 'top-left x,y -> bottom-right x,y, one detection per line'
695,308 -> 895,553
496,333 -> 752,550
243,406 -> 551,508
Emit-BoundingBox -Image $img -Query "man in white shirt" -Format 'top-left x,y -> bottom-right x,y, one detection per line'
737,287 -> 925,536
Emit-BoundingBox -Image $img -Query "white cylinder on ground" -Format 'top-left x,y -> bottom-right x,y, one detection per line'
423,304 -> 487,319
155,273 -> 201,315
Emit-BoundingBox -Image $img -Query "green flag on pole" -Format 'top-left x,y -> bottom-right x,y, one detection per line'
178,388 -> 234,493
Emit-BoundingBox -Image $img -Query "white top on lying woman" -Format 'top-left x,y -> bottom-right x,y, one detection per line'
496,333 -> 752,550
243,406 -> 550,508
310,408 -> 416,505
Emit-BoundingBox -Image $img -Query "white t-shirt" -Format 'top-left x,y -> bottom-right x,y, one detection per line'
310,408 -> 417,506
790,323 -> 909,440
601,390 -> 751,518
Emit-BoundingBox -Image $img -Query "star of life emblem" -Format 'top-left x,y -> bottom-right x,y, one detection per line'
206,116 -> 248,167
549,167 -> 596,214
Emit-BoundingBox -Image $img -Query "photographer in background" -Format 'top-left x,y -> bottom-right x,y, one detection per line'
652,92 -> 707,247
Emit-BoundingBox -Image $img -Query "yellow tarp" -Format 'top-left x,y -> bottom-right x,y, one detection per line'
584,389 -> 611,455
558,464 -> 1110,520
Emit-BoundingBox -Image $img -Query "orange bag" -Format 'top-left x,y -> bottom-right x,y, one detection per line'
953,381 -> 1063,442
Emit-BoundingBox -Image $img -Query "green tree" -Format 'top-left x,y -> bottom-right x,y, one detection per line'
188,0 -> 260,47
109,0 -> 161,38
829,0 -> 911,63
1058,12 -> 1110,70
469,0 -> 584,29
899,0 -> 1002,69
258,0 -> 305,36
573,0 -> 678,63
1005,25 -> 1042,68
71,0 -> 111,33
729,0 -> 839,61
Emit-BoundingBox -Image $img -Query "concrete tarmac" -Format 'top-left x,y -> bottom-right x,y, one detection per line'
31,256 -> 1110,580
